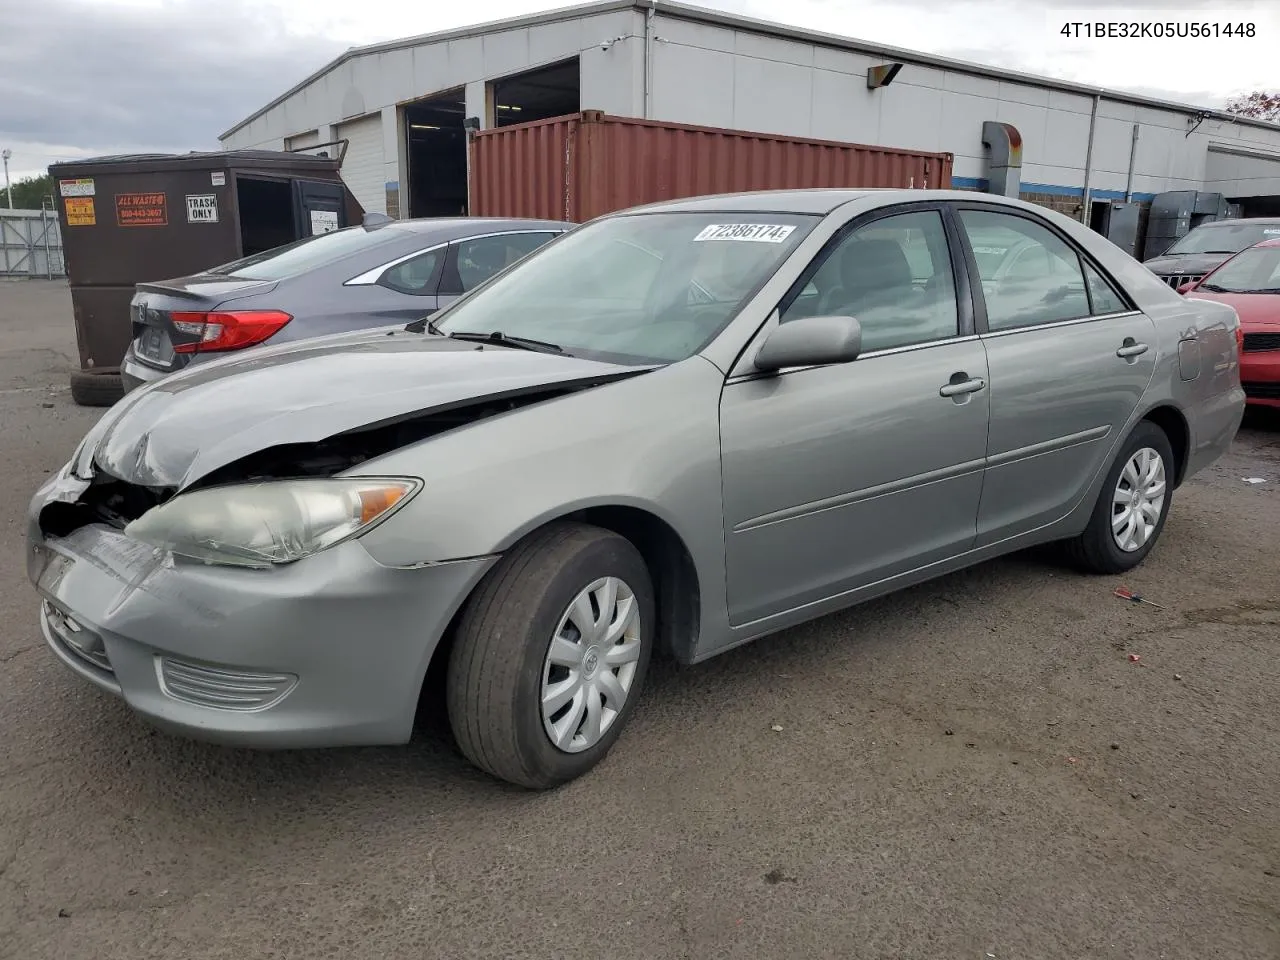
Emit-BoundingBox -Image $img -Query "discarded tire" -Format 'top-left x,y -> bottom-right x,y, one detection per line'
69,369 -> 124,408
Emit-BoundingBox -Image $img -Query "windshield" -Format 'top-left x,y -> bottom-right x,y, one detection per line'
1199,246 -> 1280,293
208,226 -> 400,281
1165,222 -> 1280,256
432,212 -> 818,364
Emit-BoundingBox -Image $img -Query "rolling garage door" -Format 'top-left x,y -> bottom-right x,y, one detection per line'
336,114 -> 385,216
285,130 -> 321,152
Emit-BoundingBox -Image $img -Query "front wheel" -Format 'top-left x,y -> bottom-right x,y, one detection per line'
1062,420 -> 1174,574
446,522 -> 654,789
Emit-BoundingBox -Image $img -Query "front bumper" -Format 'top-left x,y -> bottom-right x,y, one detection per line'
1241,348 -> 1280,408
27,470 -> 494,748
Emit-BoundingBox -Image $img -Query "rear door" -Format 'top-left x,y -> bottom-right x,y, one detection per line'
952,204 -> 1158,545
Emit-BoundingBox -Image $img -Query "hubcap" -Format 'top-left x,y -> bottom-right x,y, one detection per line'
540,576 -> 642,754
1111,446 -> 1167,552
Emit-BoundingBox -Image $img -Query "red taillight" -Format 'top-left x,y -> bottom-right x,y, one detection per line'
170,310 -> 292,353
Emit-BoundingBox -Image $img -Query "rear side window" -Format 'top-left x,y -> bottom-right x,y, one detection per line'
442,232 -> 560,295
380,249 -> 442,295
209,227 -> 397,281
1083,261 -> 1128,314
959,210 -> 1091,331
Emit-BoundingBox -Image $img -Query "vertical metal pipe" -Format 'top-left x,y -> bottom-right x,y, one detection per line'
43,209 -> 53,279
1124,122 -> 1140,202
1079,94 -> 1100,222
642,0 -> 656,119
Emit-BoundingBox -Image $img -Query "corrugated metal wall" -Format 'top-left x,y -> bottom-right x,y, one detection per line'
471,112 -> 954,222
336,114 -> 385,216
0,209 -> 64,278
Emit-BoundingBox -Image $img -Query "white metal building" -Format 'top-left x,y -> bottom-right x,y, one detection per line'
220,0 -> 1280,235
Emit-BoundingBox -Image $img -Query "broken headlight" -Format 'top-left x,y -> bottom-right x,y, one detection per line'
124,477 -> 420,568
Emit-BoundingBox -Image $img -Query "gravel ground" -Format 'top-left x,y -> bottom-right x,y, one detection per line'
1,279 -> 1277,960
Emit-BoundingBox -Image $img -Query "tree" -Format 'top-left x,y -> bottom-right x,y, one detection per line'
1225,91 -> 1280,123
0,173 -> 55,210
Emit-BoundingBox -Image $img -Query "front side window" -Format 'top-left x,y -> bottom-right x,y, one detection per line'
780,209 -> 959,353
959,210 -> 1091,331
433,213 -> 816,363
445,232 -> 561,294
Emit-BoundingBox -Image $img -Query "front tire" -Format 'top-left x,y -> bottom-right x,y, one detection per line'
446,522 -> 655,789
1063,420 -> 1174,574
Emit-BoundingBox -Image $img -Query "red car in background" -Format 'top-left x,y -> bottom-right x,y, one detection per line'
1179,239 -> 1280,408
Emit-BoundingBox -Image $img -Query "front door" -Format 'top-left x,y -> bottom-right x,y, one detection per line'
953,205 -> 1158,544
719,206 -> 991,627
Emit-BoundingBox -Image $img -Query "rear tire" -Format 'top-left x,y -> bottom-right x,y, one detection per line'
1062,420 -> 1174,574
446,522 -> 655,789
69,369 -> 124,407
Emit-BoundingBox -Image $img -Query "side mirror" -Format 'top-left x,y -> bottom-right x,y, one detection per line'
1176,281 -> 1194,294
753,315 -> 862,373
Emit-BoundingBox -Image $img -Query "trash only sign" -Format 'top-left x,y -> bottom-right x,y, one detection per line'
186,194 -> 219,224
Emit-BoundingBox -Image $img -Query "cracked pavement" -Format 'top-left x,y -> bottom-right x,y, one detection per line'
1,281 -> 1278,959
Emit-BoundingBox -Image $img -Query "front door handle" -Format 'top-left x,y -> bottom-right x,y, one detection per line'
1116,339 -> 1149,359
939,376 -> 987,398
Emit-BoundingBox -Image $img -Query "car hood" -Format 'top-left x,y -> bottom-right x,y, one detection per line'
87,330 -> 647,489
1185,289 -> 1280,327
1143,252 -> 1233,276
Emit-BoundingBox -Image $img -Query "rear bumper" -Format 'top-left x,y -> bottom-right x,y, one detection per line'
120,349 -> 173,393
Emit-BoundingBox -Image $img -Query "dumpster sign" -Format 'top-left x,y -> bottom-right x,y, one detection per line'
185,194 -> 219,224
115,192 -> 168,227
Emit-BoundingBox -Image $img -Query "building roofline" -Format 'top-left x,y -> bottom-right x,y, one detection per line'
219,0 -> 1279,142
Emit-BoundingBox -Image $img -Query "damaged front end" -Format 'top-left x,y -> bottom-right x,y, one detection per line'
31,373 -> 642,572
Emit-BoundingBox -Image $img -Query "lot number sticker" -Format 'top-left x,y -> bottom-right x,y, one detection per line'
693,223 -> 796,243
116,192 -> 168,227
59,178 -> 95,198
64,197 -> 95,226
186,194 -> 219,224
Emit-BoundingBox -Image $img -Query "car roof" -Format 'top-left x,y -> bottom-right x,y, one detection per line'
1192,217 -> 1280,227
376,217 -> 572,239
610,188 -> 1049,216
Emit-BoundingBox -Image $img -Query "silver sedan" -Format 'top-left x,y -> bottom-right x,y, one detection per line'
27,189 -> 1245,788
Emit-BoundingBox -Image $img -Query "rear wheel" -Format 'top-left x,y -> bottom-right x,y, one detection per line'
446,522 -> 654,789
1062,420 -> 1174,574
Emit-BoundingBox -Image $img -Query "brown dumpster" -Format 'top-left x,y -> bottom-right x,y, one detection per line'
469,110 -> 953,222
50,149 -> 363,405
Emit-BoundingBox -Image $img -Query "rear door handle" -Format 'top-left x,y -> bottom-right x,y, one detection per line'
1116,340 -> 1149,359
939,377 -> 986,398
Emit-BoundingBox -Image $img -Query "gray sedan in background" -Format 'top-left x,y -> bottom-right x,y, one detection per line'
120,216 -> 570,391
29,189 -> 1244,789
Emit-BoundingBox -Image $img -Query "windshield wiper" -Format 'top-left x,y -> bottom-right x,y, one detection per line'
1198,282 -> 1227,292
444,330 -> 565,354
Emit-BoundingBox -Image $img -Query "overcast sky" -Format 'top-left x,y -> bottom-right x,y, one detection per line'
1,0 -> 1277,181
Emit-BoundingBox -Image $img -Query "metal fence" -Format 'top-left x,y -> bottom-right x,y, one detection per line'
0,208 -> 64,278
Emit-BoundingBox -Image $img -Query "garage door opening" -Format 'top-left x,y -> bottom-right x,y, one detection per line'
405,90 -> 468,218
491,58 -> 580,128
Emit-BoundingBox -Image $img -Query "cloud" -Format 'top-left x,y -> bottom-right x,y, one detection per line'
0,0 -> 343,178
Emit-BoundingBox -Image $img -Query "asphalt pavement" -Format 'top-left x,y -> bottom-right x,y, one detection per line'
1,280 -> 1277,960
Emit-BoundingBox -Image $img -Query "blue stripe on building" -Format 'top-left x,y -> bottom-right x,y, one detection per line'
950,176 -> 1156,203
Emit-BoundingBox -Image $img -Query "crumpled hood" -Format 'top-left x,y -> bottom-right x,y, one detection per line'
1144,253 -> 1232,276
88,329 -> 641,489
